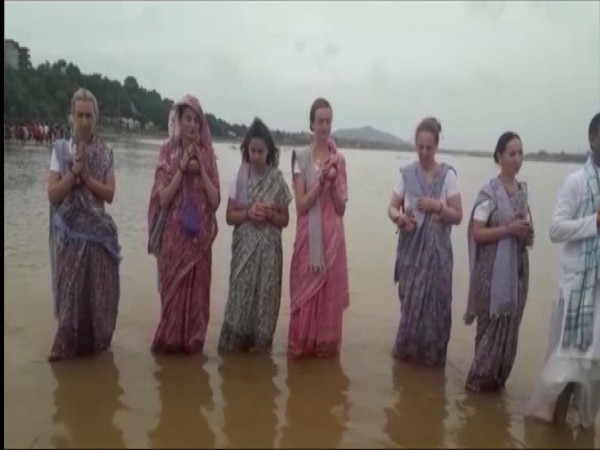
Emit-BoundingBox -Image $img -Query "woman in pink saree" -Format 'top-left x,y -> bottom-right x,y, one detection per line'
147,94 -> 220,354
288,97 -> 350,358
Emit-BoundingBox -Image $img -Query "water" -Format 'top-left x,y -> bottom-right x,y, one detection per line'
4,139 -> 598,448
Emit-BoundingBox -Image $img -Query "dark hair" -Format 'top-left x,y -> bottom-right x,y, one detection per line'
177,104 -> 202,126
415,117 -> 442,144
493,131 -> 521,163
309,97 -> 332,132
589,112 -> 600,140
240,117 -> 280,167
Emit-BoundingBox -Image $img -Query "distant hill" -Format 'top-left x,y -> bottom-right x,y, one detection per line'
333,126 -> 413,150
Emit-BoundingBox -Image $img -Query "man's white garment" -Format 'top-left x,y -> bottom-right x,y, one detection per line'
526,161 -> 600,429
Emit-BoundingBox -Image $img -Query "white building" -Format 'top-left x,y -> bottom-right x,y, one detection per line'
4,39 -> 19,69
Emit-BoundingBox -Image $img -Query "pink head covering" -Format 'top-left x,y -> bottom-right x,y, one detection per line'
167,94 -> 213,153
147,94 -> 220,253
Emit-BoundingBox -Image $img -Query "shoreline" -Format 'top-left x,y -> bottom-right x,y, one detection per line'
4,131 -> 587,165
96,129 -> 590,164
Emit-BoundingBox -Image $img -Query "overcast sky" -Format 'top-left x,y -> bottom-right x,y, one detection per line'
5,1 -> 600,152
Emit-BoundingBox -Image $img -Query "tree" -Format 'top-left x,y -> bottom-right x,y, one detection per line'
124,76 -> 139,91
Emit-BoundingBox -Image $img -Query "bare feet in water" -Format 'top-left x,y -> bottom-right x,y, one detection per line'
553,382 -> 575,425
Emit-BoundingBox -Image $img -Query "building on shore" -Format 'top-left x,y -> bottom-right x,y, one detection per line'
4,39 -> 31,70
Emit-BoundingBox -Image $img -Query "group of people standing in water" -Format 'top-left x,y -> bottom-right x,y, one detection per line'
46,87 -> 599,430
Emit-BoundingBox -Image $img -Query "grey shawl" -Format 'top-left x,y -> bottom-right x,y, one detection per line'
467,177 -> 525,317
235,163 -> 251,207
292,147 -> 325,272
395,162 -> 455,276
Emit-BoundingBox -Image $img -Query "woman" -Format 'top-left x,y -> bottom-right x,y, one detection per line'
147,94 -> 220,354
47,88 -> 120,361
387,117 -> 463,367
464,132 -> 534,391
218,117 -> 292,353
288,97 -> 350,358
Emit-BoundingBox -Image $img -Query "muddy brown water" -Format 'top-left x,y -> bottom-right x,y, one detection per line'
4,140 -> 598,448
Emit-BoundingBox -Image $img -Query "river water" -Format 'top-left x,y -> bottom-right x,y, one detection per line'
4,138 -> 598,448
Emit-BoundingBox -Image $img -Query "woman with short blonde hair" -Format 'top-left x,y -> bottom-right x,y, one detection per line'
47,87 -> 120,361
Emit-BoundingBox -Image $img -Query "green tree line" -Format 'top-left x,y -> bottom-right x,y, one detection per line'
3,59 -> 255,139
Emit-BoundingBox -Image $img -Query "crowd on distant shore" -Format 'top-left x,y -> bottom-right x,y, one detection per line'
4,121 -> 71,145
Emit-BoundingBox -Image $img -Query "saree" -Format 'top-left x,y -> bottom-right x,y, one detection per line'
465,178 -> 533,391
48,136 -> 121,360
147,95 -> 220,354
288,143 -> 350,358
218,164 -> 292,352
393,162 -> 455,367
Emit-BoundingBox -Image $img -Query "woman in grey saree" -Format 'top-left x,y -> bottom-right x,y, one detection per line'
387,118 -> 463,367
47,88 -> 120,361
464,132 -> 534,391
218,118 -> 292,353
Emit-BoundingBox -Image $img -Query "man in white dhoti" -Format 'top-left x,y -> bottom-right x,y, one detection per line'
526,112 -> 600,429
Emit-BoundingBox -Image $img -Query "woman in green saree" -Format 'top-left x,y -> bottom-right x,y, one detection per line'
218,117 -> 292,353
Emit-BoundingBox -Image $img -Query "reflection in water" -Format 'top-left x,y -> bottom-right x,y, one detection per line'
50,352 -> 125,448
455,392 -> 516,448
148,355 -> 216,448
384,361 -> 448,448
218,354 -> 279,448
280,358 -> 350,448
523,417 -> 595,449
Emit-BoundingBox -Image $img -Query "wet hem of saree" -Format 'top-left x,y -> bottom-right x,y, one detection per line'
151,342 -> 205,355
48,344 -> 112,362
392,351 -> 447,368
465,378 -> 507,393
287,345 -> 342,360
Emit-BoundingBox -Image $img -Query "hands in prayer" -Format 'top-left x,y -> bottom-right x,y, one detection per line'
416,197 -> 442,214
248,202 -> 276,222
393,209 -> 417,232
507,217 -> 532,239
71,141 -> 87,187
180,144 -> 202,174
318,155 -> 338,188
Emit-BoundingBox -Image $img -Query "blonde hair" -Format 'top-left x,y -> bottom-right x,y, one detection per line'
70,88 -> 99,122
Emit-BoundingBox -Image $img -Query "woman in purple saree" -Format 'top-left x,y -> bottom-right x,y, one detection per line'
47,88 -> 120,361
387,117 -> 463,367
464,132 -> 534,392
